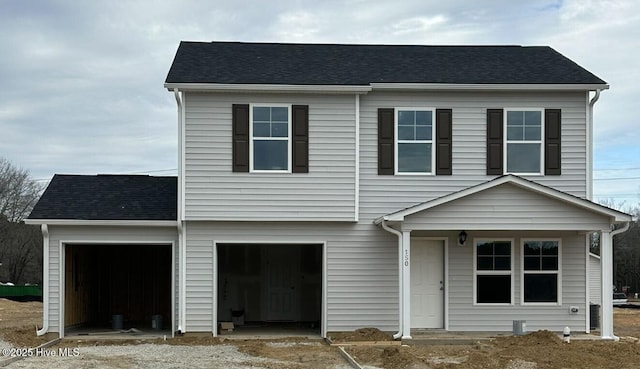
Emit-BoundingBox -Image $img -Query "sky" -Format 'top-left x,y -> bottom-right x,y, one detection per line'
1,0 -> 639,209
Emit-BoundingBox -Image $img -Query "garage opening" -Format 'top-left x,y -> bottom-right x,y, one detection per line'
64,244 -> 172,336
217,243 -> 322,336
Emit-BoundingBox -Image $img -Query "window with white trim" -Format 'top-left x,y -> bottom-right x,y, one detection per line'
505,109 -> 543,174
396,109 -> 435,174
523,240 -> 560,303
475,239 -> 512,304
251,105 -> 291,172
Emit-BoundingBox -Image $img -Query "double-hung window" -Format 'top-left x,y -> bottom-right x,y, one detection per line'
250,105 -> 291,172
505,109 -> 543,174
474,239 -> 513,304
522,240 -> 560,304
396,108 -> 435,174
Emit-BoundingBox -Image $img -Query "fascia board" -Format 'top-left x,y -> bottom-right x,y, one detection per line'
370,83 -> 610,91
24,219 -> 178,227
164,83 -> 372,94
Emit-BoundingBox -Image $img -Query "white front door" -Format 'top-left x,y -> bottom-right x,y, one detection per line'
265,246 -> 299,321
410,239 -> 444,329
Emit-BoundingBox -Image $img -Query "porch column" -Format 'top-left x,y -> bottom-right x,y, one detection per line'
600,229 -> 615,339
401,231 -> 412,339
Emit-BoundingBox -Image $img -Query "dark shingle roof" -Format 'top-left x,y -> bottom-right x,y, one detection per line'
165,41 -> 606,85
28,175 -> 177,221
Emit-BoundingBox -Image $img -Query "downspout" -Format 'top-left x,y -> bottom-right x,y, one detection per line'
610,222 -> 630,241
354,94 -> 360,222
174,88 -> 187,334
587,89 -> 602,200
177,222 -> 186,333
173,88 -> 184,223
37,224 -> 49,336
381,220 -> 403,339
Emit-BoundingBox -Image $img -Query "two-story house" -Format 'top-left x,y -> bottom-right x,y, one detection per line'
27,41 -> 633,340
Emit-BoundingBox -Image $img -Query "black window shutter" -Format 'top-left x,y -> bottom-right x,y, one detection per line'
436,109 -> 453,175
378,108 -> 394,175
545,109 -> 561,175
292,105 -> 309,173
232,104 -> 249,172
486,109 -> 504,175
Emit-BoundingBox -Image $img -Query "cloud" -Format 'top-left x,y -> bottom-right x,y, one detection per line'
0,0 -> 638,204
390,15 -> 448,36
273,11 -> 322,41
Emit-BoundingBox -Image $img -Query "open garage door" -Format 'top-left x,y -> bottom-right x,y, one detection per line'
64,244 -> 172,335
217,243 -> 322,335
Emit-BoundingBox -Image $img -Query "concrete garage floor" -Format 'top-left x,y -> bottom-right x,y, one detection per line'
221,324 -> 321,340
64,326 -> 172,340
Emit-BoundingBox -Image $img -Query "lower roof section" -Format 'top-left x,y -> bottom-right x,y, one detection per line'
27,174 -> 177,222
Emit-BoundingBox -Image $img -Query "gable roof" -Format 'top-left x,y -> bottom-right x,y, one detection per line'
165,41 -> 606,87
374,175 -> 633,225
27,174 -> 177,221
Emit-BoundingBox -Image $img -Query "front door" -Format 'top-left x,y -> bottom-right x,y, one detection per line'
410,239 -> 444,329
265,246 -> 299,321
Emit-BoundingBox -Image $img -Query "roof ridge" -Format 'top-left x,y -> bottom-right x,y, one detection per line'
181,40 -> 527,48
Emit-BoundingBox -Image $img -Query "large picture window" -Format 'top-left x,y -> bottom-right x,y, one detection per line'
396,109 -> 435,174
505,109 -> 543,174
474,240 -> 512,304
522,240 -> 560,303
251,105 -> 291,172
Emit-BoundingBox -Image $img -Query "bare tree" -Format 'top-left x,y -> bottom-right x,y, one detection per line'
0,158 -> 42,222
0,158 -> 43,284
594,199 -> 640,295
613,206 -> 640,295
0,221 -> 42,283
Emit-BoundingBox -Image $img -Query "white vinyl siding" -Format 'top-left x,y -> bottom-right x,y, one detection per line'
184,92 -> 356,221
44,225 -> 178,335
359,90 -> 588,223
401,183 -> 611,231
176,88 -> 596,334
443,231 -> 587,332
184,221 -> 399,333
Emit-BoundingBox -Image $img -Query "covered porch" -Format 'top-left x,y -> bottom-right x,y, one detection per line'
375,175 -> 634,340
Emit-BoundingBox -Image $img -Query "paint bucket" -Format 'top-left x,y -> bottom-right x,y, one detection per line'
112,314 -> 123,330
152,314 -> 163,330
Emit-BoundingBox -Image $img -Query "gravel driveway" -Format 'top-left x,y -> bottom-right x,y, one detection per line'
0,339 -> 353,369
4,344 -> 270,369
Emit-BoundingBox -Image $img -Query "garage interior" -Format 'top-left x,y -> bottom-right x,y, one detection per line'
64,244 -> 172,335
217,243 -> 322,334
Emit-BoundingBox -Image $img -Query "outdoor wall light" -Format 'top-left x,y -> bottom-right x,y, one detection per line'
458,231 -> 468,246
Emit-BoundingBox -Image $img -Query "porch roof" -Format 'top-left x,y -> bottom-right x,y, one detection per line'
374,175 -> 633,227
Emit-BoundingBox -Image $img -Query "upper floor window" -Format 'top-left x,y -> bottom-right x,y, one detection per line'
250,105 -> 291,172
378,108 -> 452,176
396,109 -> 435,174
232,104 -> 308,173
486,108 -> 561,176
505,110 -> 543,175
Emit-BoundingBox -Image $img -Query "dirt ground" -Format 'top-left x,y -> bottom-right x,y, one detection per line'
2,298 -> 640,369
